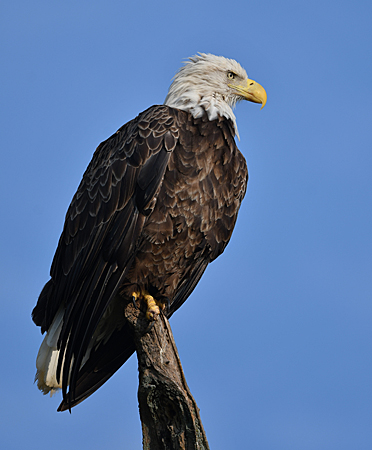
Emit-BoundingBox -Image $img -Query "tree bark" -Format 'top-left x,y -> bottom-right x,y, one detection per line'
124,301 -> 210,450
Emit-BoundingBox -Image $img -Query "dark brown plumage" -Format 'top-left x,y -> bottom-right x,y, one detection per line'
32,105 -> 247,410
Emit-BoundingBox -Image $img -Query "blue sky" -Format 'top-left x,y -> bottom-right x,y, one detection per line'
1,1 -> 372,449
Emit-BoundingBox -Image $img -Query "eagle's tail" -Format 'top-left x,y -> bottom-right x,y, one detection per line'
34,301 -> 136,410
35,306 -> 65,396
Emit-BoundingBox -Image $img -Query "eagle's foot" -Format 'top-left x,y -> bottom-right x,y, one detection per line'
144,294 -> 160,321
131,292 -> 139,309
131,291 -> 162,321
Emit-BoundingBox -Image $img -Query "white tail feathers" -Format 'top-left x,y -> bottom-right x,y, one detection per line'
34,297 -> 126,397
35,307 -> 65,396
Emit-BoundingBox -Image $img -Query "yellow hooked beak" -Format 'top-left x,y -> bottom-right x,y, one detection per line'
229,78 -> 267,109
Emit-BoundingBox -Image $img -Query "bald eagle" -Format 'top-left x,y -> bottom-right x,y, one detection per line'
32,53 -> 266,411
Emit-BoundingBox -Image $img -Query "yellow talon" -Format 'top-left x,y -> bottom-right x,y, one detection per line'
131,291 -> 139,309
131,290 -> 161,321
144,294 -> 160,321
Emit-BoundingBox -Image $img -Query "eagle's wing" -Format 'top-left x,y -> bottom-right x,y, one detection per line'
57,322 -> 136,411
32,105 -> 179,407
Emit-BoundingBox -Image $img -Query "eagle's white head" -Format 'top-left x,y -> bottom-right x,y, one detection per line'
164,53 -> 267,138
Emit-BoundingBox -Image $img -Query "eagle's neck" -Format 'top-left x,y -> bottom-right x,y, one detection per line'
164,90 -> 239,139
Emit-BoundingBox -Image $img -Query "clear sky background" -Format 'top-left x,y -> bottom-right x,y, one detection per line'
1,1 -> 372,449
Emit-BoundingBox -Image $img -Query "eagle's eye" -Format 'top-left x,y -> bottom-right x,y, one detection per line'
227,71 -> 236,80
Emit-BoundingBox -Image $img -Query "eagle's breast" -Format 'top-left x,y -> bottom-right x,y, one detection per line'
123,111 -> 248,302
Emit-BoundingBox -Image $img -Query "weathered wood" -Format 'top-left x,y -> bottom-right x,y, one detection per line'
124,301 -> 210,450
